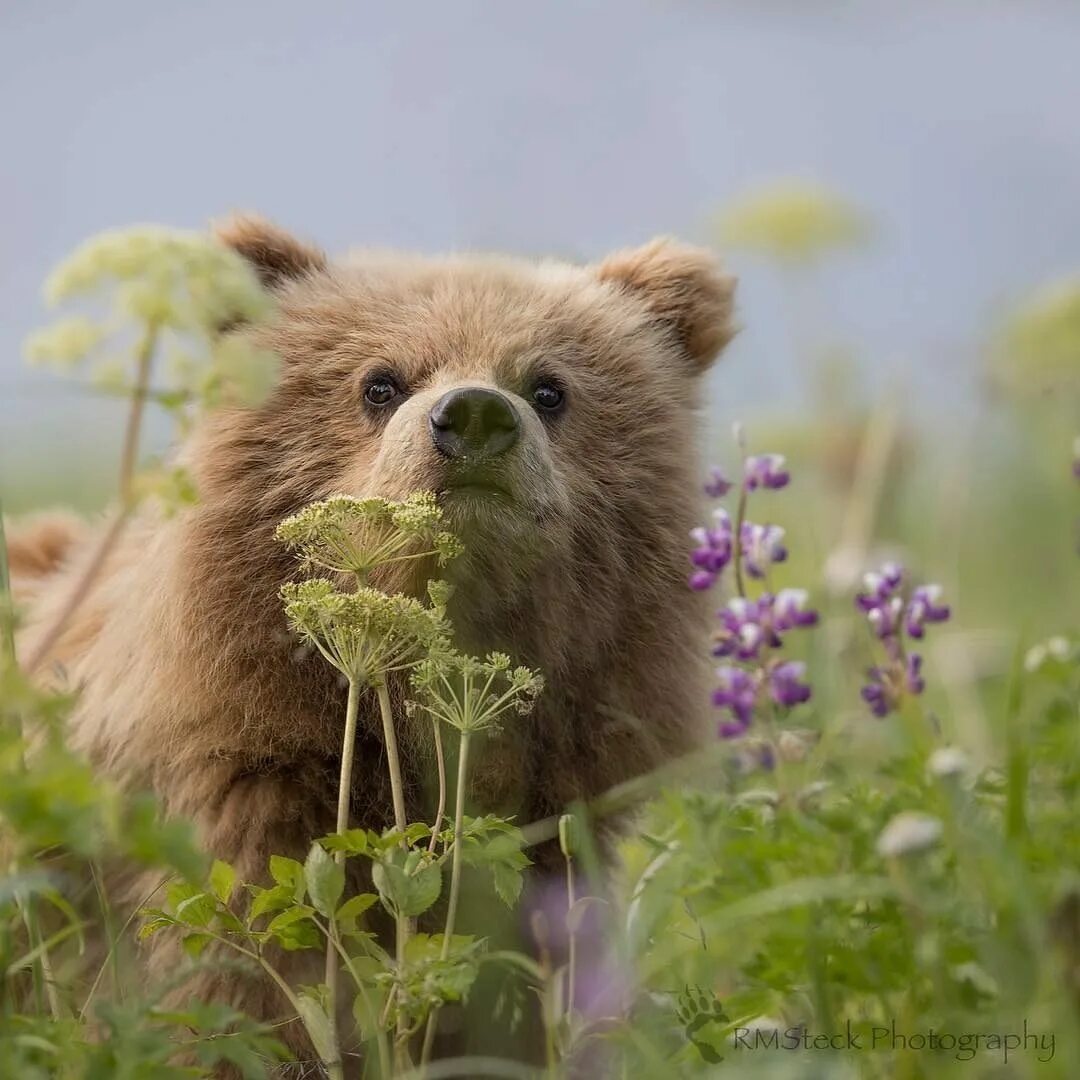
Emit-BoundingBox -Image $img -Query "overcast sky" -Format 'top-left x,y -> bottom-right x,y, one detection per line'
3,1 -> 1080,491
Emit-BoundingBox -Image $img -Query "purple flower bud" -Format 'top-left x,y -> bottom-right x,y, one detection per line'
687,510 -> 733,590
768,660 -> 812,708
905,652 -> 925,694
688,569 -> 716,591
773,588 -> 819,631
744,453 -> 790,491
867,596 -> 903,639
904,584 -> 950,638
703,466 -> 733,498
860,669 -> 894,718
741,522 -> 788,579
712,665 -> 758,737
855,566 -> 902,612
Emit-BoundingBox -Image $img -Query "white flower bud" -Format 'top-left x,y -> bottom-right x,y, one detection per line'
877,811 -> 943,858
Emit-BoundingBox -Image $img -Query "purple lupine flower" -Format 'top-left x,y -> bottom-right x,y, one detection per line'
688,508 -> 734,590
712,666 -> 758,737
867,596 -> 903,639
704,465 -> 733,498
904,584 -> 951,638
855,563 -> 903,611
905,653 -> 925,694
740,522 -> 788,579
714,597 -> 775,660
743,453 -> 790,491
855,563 -> 950,717
860,668 -> 893,718
768,660 -> 812,708
773,588 -> 819,631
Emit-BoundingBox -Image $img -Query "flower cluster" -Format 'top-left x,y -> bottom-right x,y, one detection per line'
281,579 -> 448,685
855,562 -> 950,717
711,590 -> 817,737
408,649 -> 544,735
690,445 -> 819,740
688,455 -> 791,592
276,492 -> 463,581
25,226 -> 281,419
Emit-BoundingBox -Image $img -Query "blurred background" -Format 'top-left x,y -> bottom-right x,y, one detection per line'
2,1 -> 1078,643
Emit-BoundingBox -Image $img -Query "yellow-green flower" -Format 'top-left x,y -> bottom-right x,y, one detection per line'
281,579 -> 449,685
276,492 -> 463,579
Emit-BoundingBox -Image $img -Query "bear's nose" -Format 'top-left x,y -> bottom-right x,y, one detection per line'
429,387 -> 520,460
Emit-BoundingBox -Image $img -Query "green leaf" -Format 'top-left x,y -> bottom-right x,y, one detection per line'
296,992 -> 338,1065
182,932 -> 212,958
304,842 -> 345,918
174,891 -> 217,929
269,855 -> 306,901
373,856 -> 442,917
248,883 -> 296,922
336,892 -> 378,925
320,828 -> 374,856
266,906 -> 320,951
209,859 -> 237,905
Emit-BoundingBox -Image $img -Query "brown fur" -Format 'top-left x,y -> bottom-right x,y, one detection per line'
12,216 -> 735,1064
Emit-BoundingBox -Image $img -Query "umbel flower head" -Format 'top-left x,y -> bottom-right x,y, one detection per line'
276,491 -> 463,581
25,226 -> 281,419
281,579 -> 448,684
408,647 -> 544,735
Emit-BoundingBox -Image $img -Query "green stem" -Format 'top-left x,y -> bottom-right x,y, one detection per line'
376,680 -> 409,844
420,729 -> 472,1067
375,678 -> 414,1067
428,717 -> 446,856
565,853 -> 576,1022
324,677 -> 361,1080
732,481 -> 749,599
23,321 -> 158,674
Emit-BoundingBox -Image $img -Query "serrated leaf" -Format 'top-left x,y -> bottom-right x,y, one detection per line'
209,860 -> 236,905
336,892 -> 378,924
373,857 -> 442,917
248,883 -> 295,922
269,855 -> 306,901
182,932 -> 211,958
305,842 -> 345,918
492,861 -> 523,908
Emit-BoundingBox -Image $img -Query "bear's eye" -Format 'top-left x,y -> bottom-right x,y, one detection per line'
364,377 -> 400,407
532,381 -> 565,413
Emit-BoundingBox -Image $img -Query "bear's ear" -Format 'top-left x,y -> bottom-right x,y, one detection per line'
213,213 -> 327,289
595,238 -> 737,372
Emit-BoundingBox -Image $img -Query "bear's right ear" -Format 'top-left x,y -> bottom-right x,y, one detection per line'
213,213 -> 327,289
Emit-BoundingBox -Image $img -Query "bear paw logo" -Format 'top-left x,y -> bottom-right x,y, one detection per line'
675,985 -> 729,1064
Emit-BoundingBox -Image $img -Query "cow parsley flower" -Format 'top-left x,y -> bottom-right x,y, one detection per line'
281,579 -> 448,684
276,491 -> 463,580
855,563 -> 950,717
409,648 -> 543,735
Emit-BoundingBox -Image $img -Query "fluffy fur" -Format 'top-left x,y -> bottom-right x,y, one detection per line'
13,217 -> 735,1059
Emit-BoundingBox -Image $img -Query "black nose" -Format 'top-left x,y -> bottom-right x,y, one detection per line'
429,387 -> 520,460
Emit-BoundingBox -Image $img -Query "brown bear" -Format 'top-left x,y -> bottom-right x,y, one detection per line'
12,216 -> 735,1062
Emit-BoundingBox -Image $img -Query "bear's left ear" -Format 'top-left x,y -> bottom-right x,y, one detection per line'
213,213 -> 327,289
595,238 -> 737,372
